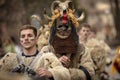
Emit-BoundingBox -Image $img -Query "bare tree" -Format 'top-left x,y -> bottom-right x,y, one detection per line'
110,0 -> 120,40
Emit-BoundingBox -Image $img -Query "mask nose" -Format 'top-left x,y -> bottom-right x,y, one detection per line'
58,10 -> 69,31
62,10 -> 67,25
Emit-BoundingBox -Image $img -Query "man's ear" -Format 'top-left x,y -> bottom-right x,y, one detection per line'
35,37 -> 38,42
77,32 -> 79,35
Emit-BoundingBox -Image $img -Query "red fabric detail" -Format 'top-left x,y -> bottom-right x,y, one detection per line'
62,13 -> 67,24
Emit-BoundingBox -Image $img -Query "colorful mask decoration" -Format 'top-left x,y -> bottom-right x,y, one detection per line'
48,0 -> 80,55
35,0 -> 85,51
44,0 -> 85,28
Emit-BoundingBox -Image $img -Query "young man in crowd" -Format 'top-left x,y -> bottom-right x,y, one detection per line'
0,25 -> 70,80
77,23 -> 91,46
77,23 -> 111,80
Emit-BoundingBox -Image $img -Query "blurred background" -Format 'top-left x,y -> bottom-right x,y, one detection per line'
0,0 -> 120,79
0,0 -> 120,46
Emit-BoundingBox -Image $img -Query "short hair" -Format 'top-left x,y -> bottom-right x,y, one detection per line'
19,25 -> 37,37
77,23 -> 91,32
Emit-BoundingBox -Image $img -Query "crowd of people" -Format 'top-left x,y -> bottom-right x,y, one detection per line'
0,20 -> 118,80
0,0 -> 119,80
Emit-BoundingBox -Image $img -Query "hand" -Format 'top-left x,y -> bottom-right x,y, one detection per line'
12,64 -> 26,73
36,68 -> 52,78
59,56 -> 70,68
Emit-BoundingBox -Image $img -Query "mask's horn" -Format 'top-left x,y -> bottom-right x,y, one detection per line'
51,0 -> 61,14
65,0 -> 73,10
77,12 -> 85,21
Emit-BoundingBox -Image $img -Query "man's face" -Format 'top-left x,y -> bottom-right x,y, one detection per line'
78,27 -> 90,40
20,29 -> 37,49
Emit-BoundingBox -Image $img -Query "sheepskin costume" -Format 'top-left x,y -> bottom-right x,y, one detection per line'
0,52 -> 71,80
